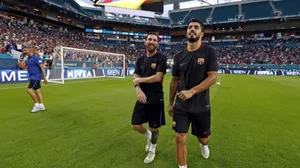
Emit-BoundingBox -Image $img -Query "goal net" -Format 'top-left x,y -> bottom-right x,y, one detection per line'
47,46 -> 125,84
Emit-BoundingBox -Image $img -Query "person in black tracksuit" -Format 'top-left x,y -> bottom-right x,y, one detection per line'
168,19 -> 219,168
131,32 -> 167,164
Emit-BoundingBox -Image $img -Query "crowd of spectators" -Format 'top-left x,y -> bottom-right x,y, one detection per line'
1,16 -> 299,67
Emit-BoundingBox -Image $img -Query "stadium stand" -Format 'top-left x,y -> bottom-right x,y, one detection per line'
156,18 -> 171,25
169,11 -> 188,24
0,13 -> 299,71
169,0 -> 300,25
273,0 -> 300,16
241,1 -> 273,20
0,0 -> 299,71
212,5 -> 239,22
185,8 -> 212,24
84,8 -> 103,17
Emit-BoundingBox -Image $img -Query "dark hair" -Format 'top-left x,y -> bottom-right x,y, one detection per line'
146,31 -> 159,41
188,18 -> 204,31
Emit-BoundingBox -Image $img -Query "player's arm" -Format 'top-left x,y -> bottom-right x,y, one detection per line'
138,56 -> 167,84
35,57 -> 47,82
138,72 -> 164,83
169,56 -> 180,106
133,57 -> 142,89
133,57 -> 147,103
134,74 -> 140,78
189,48 -> 218,95
189,72 -> 217,95
134,73 -> 142,91
133,57 -> 143,93
39,64 -> 47,81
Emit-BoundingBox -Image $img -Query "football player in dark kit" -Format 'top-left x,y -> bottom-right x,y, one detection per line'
168,19 -> 218,168
131,32 -> 167,164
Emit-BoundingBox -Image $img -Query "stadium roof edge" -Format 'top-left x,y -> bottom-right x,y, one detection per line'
81,6 -> 102,10
169,0 -> 270,13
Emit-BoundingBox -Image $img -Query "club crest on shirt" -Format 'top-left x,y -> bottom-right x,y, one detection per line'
151,63 -> 156,69
197,58 -> 205,65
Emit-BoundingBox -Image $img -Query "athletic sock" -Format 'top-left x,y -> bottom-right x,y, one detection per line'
179,165 -> 187,168
149,143 -> 157,153
144,129 -> 151,139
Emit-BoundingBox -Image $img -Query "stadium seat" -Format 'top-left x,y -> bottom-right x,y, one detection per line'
169,11 -> 189,24
84,9 -> 103,16
273,0 -> 300,16
242,1 -> 273,20
185,8 -> 212,24
156,18 -> 170,25
212,5 -> 239,22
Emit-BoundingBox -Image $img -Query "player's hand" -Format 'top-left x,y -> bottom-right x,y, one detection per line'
44,79 -> 48,85
136,89 -> 147,104
168,104 -> 173,117
178,90 -> 194,100
133,78 -> 141,86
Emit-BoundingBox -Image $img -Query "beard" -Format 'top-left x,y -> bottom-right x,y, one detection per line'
187,32 -> 200,43
146,44 -> 157,53
188,35 -> 200,43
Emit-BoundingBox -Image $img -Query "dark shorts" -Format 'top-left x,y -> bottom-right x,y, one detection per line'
172,108 -> 211,138
28,79 -> 41,90
131,101 -> 166,129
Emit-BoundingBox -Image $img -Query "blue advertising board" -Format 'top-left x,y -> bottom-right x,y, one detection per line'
0,68 -> 124,83
1,68 -> 299,83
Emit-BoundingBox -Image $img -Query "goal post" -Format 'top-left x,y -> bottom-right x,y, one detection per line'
47,46 -> 126,84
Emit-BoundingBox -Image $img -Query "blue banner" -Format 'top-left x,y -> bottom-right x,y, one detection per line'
0,68 -> 124,83
103,69 -> 123,76
217,69 -> 300,76
1,68 -> 299,83
0,70 -> 29,83
127,68 -> 135,76
127,68 -> 300,77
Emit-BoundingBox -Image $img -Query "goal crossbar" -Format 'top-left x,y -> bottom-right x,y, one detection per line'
47,46 -> 126,84
61,46 -> 125,56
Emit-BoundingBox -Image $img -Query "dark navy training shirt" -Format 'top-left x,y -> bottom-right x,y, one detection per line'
134,52 -> 167,104
26,55 -> 43,80
172,44 -> 219,113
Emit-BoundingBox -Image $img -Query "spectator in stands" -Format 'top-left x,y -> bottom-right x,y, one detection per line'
0,15 -> 299,67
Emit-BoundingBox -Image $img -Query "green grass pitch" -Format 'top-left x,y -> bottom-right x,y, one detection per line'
0,74 -> 300,168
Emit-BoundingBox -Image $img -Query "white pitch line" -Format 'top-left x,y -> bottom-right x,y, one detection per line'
0,78 -> 122,91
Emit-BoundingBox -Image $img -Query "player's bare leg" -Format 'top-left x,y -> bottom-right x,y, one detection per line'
27,88 -> 39,103
27,88 -> 40,112
176,133 -> 188,168
131,124 -> 152,152
131,124 -> 150,134
143,128 -> 159,164
35,89 -> 46,110
198,137 -> 210,159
